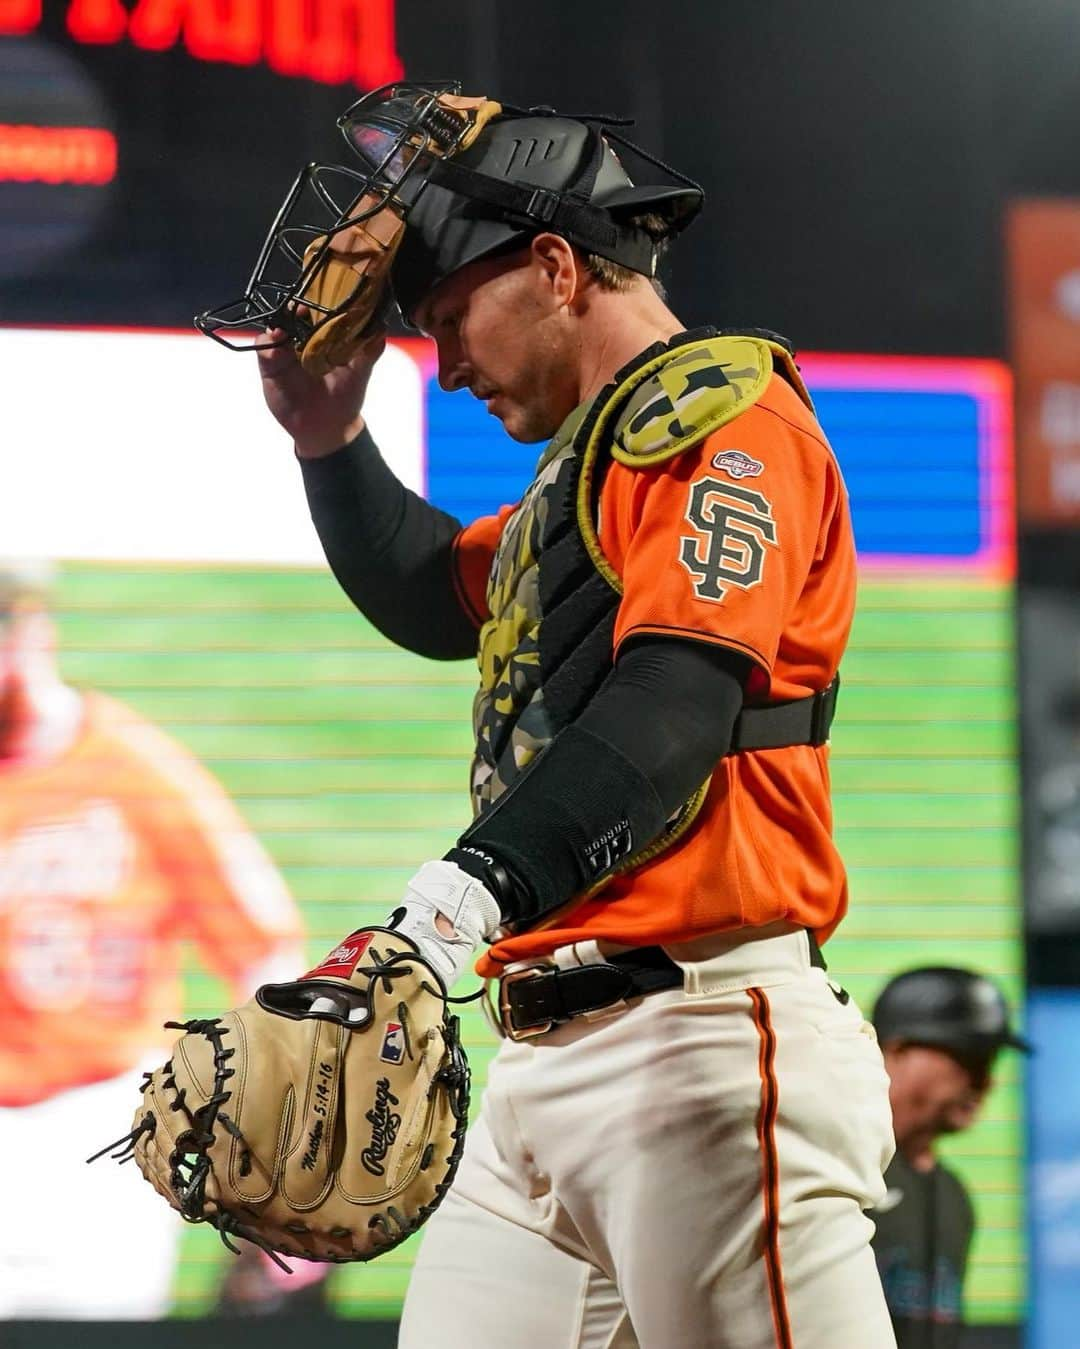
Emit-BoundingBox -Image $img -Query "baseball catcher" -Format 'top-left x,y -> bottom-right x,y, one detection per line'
97,77 -> 901,1344
96,81 -> 700,1268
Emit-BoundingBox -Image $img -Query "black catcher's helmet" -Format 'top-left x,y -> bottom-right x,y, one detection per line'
872,967 -> 1031,1057
382,98 -> 704,320
195,81 -> 704,361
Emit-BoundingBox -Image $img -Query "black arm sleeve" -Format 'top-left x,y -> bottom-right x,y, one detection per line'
300,427 -> 479,660
447,637 -> 751,930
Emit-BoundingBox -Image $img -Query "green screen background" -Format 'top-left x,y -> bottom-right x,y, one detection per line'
54,563 -> 1022,1326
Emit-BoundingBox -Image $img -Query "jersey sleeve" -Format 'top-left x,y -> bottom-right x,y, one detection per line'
451,503 -> 519,627
601,389 -> 845,682
111,708 -> 303,989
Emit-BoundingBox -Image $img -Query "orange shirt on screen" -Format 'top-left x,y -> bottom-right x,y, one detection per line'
0,691 -> 301,1106
454,372 -> 857,976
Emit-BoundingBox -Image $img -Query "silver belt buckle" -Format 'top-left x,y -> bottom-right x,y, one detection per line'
496,963 -> 555,1042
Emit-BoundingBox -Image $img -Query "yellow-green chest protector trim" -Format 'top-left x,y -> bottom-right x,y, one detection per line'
576,333 -> 812,593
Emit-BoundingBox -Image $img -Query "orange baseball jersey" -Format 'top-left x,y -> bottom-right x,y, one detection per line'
0,691 -> 301,1106
455,364 -> 857,976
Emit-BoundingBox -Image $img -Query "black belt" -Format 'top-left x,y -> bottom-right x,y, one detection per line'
497,935 -> 827,1041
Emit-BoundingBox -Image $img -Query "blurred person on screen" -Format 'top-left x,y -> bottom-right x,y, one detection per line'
868,966 -> 1029,1349
0,559 -> 304,1320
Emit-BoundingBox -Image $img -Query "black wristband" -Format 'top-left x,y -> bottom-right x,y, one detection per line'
441,845 -> 524,923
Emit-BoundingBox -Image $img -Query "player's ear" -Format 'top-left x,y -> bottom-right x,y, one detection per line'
530,233 -> 580,309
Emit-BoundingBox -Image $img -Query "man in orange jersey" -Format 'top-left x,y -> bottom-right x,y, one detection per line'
0,559 -> 303,1319
244,85 -> 895,1347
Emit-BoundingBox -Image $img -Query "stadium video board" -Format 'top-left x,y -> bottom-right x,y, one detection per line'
1,329 -> 1021,1328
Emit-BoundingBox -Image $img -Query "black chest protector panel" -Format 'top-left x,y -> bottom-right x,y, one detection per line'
469,327 -> 836,822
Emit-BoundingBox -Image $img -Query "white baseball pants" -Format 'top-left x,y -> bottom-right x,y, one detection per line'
400,924 -> 897,1348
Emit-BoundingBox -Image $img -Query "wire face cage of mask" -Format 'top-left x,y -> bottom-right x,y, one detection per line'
194,81 -> 483,353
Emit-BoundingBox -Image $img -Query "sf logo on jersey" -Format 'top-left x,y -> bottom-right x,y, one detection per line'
680,478 -> 778,602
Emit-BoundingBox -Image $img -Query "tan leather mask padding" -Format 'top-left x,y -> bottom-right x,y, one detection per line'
294,95 -> 502,376
296,197 -> 406,377
437,95 -> 503,146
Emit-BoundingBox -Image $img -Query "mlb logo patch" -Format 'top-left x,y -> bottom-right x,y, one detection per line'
711,449 -> 764,480
379,1022 -> 405,1064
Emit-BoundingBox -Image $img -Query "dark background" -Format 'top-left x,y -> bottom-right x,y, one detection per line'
5,0 -> 1080,356
2,6 -> 1047,1342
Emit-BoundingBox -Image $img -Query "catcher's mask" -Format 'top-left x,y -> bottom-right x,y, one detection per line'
195,80 -> 704,374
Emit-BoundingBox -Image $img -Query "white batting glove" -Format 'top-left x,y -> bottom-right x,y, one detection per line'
388,860 -> 502,990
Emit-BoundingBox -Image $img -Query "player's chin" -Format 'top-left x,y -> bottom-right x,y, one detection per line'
496,403 -> 557,444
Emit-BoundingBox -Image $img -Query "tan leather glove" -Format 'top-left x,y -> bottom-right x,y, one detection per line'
91,926 -> 469,1267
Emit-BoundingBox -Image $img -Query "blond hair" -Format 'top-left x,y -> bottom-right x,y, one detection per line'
582,212 -> 670,298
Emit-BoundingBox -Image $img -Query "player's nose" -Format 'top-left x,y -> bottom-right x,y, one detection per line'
435,338 -> 470,393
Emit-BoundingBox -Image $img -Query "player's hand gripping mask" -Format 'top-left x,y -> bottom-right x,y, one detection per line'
196,80 -> 704,374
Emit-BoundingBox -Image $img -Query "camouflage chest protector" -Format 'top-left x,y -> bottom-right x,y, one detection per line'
470,328 -> 838,884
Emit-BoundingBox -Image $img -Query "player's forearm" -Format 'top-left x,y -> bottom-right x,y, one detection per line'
446,638 -> 750,930
301,426 -> 478,660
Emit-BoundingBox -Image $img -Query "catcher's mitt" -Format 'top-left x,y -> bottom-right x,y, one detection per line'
90,927 -> 470,1267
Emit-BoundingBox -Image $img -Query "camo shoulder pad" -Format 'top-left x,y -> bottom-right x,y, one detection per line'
611,334 -> 806,469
